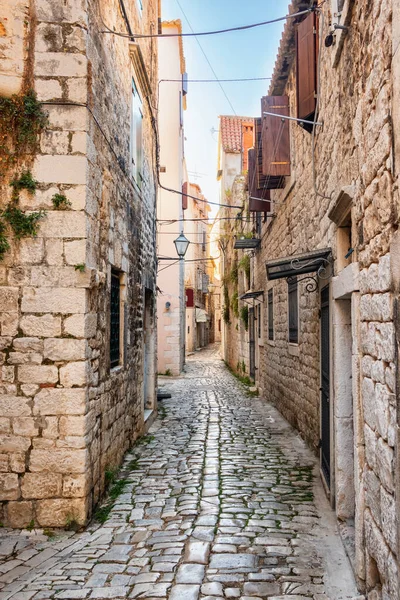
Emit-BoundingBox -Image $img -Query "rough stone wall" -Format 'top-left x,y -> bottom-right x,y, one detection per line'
0,0 -> 30,95
251,1 -> 398,596
222,176 -> 251,376
0,0 -> 158,527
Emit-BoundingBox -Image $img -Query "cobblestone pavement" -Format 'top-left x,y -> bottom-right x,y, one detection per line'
0,346 -> 359,600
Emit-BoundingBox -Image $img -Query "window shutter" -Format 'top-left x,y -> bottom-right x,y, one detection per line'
186,288 -> 194,307
247,148 -> 271,212
261,95 -> 291,177
296,11 -> 318,121
182,182 -> 188,210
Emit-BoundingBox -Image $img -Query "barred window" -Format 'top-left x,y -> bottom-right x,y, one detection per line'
268,289 -> 274,341
110,269 -> 121,368
288,277 -> 298,344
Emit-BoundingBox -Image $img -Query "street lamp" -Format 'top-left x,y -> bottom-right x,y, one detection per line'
173,233 -> 190,258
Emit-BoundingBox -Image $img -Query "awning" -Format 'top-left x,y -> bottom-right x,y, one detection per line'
234,238 -> 260,249
240,290 -> 264,305
196,309 -> 208,323
266,248 -> 332,280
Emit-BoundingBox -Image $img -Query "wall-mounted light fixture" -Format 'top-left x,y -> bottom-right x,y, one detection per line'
158,233 -> 190,262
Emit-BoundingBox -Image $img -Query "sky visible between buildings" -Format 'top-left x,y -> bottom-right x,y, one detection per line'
161,0 -> 287,216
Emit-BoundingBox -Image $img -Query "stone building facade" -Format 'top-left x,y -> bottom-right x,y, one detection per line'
0,0 -> 159,527
217,116 -> 256,375
221,0 -> 400,597
184,183 -> 212,354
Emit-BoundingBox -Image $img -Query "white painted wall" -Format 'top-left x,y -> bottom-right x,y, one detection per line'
157,24 -> 185,375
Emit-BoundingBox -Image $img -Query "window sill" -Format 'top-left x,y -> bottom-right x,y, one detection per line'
258,339 -> 264,347
288,343 -> 299,357
111,365 -> 123,374
267,338 -> 276,347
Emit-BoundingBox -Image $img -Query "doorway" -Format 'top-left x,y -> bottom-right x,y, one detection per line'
320,285 -> 331,487
143,288 -> 155,412
249,307 -> 256,380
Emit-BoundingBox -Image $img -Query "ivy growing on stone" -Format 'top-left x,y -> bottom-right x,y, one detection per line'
0,170 -> 45,261
240,305 -> 249,331
51,193 -> 72,210
10,170 -> 38,200
0,90 -> 47,177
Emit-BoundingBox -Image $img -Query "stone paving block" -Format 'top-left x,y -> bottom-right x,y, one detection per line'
89,587 -> 129,599
176,563 -> 205,583
184,541 -> 210,564
55,591 -> 90,599
169,584 -> 200,600
209,554 -> 256,569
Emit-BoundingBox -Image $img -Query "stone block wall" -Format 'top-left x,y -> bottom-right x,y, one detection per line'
221,176 -> 251,377
0,0 -> 158,527
250,0 -> 398,597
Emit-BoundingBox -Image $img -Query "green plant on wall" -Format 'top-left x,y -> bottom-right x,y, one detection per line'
229,260 -> 239,285
240,305 -> 249,331
231,291 -> 239,317
51,193 -> 72,210
0,90 -> 47,177
0,171 -> 45,261
223,285 -> 230,324
239,254 -> 251,285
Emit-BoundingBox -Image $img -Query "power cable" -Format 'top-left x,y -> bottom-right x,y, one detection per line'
159,77 -> 272,83
100,8 -> 314,39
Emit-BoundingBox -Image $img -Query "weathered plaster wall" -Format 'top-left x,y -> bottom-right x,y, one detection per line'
157,25 -> 185,376
0,0 -> 158,527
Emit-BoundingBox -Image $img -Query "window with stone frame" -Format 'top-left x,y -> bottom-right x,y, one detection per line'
288,277 -> 299,344
268,288 -> 274,341
130,78 -> 143,187
257,303 -> 263,339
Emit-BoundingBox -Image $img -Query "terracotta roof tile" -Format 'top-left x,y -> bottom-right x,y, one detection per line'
220,115 -> 254,153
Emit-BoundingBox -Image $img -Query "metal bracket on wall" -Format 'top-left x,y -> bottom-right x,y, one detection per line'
288,254 -> 333,293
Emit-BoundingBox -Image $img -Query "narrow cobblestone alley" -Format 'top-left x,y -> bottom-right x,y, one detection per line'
0,347 -> 358,600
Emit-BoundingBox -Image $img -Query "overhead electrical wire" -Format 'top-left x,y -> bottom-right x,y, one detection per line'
159,77 -> 272,83
101,7 -> 314,39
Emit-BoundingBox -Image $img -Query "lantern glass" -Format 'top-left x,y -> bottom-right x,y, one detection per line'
174,233 -> 190,258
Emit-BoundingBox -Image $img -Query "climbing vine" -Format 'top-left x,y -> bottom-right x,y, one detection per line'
0,90 -> 48,259
0,90 -> 47,178
223,285 -> 230,324
0,171 -> 46,261
240,305 -> 249,331
51,193 -> 72,210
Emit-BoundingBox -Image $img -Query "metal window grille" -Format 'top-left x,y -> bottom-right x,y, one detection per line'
288,277 -> 298,343
110,270 -> 120,367
268,289 -> 274,340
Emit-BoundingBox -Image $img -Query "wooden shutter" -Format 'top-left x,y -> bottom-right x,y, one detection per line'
247,148 -> 271,212
296,11 -> 318,121
186,288 -> 194,307
261,96 -> 291,177
182,181 -> 188,210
